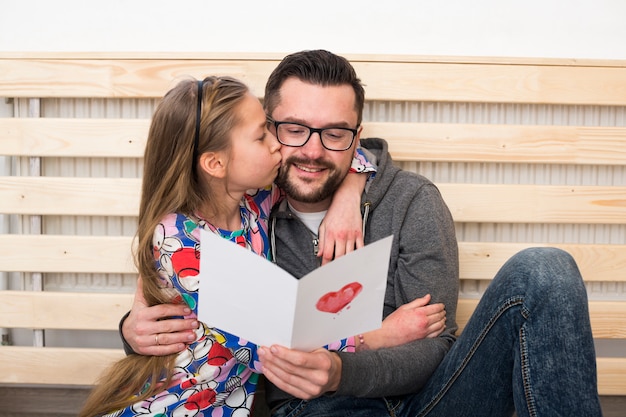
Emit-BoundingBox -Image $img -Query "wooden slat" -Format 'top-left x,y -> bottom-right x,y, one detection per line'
2,235 -> 625,283
0,118 -> 148,158
0,346 -> 125,385
588,301 -> 626,340
353,61 -> 626,105
457,299 -> 626,339
0,235 -> 137,274
439,184 -> 626,224
3,344 -> 623,394
438,183 -> 626,224
363,123 -> 626,165
0,342 -> 623,394
2,177 -> 624,223
1,290 -> 622,339
0,176 -> 140,216
0,59 -> 278,99
458,242 -> 626,282
597,357 -> 626,396
0,304 -> 623,392
0,293 -> 622,393
0,291 -> 133,330
4,119 -> 626,166
1,58 -> 625,105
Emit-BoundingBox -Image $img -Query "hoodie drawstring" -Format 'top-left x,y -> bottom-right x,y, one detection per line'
270,201 -> 372,264
362,202 -> 371,240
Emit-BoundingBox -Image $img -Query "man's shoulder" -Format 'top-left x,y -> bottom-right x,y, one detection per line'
394,168 -> 434,183
360,137 -> 436,186
380,164 -> 436,190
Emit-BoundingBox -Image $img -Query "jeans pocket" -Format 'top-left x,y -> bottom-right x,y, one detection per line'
270,399 -> 306,417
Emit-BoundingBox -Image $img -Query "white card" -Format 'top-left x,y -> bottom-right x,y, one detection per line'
198,230 -> 392,351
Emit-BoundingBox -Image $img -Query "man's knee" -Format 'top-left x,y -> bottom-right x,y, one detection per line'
511,247 -> 585,295
518,246 -> 576,266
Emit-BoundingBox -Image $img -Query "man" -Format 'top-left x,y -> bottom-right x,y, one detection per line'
122,50 -> 602,416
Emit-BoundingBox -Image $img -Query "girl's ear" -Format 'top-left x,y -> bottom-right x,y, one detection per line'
198,151 -> 227,178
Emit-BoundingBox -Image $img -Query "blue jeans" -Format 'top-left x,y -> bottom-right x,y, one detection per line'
271,248 -> 602,417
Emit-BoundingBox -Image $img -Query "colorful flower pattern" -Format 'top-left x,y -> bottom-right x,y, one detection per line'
107,186 -> 278,417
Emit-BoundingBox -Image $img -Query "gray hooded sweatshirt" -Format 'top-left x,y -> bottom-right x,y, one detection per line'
266,137 -> 459,404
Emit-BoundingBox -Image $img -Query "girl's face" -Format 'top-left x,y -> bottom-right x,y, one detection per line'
226,93 -> 282,192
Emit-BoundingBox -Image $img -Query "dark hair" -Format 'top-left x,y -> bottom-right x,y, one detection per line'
264,50 -> 365,125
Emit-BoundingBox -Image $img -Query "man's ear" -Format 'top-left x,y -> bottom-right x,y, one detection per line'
356,125 -> 363,140
353,127 -> 362,155
198,151 -> 227,179
356,126 -> 363,142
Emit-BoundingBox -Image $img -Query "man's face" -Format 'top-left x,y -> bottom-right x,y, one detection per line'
270,77 -> 360,212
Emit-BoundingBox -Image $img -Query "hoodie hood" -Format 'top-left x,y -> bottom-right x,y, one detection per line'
359,137 -> 401,210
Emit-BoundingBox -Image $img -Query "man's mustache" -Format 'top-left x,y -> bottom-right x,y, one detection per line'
281,157 -> 334,170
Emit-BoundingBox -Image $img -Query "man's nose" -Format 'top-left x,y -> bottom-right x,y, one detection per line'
300,131 -> 325,159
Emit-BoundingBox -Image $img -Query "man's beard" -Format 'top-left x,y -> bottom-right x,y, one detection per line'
276,156 -> 347,204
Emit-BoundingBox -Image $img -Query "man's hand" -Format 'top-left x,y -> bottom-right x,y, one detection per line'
122,276 -> 198,356
258,345 -> 342,400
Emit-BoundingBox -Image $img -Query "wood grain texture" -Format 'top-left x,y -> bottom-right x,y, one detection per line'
0,346 -> 125,385
1,291 -> 623,339
0,291 -> 132,330
365,123 -> 626,165
4,119 -> 626,165
438,183 -> 626,224
0,339 -> 623,395
457,242 -> 626,282
2,236 -> 624,283
597,358 -> 626,396
0,176 -> 140,216
2,177 -> 624,222
0,118 -> 149,158
0,235 -> 136,273
1,57 -> 625,104
457,299 -> 626,339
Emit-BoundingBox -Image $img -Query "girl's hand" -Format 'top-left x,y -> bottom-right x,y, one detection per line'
317,172 -> 366,265
358,294 -> 447,350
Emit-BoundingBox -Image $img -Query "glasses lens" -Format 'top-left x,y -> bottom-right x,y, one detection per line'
321,128 -> 354,151
277,123 -> 309,147
276,123 -> 354,151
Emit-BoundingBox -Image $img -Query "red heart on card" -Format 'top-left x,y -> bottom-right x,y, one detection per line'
316,282 -> 363,314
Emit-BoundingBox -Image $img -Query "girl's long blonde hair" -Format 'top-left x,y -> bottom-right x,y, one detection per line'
79,76 -> 249,417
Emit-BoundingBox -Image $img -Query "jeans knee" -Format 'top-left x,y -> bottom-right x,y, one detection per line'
516,246 -> 576,267
502,247 -> 584,293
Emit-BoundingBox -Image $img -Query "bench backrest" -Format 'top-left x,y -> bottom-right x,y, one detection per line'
0,53 -> 625,394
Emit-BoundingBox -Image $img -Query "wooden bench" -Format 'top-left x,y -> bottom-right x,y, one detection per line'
1,53 -> 625,415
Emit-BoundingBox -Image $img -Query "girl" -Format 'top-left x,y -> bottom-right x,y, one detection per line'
79,76 -> 374,417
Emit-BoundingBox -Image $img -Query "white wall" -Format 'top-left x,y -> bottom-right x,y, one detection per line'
1,0 -> 626,59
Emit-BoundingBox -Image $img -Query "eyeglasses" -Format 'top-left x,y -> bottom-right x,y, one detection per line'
267,117 -> 358,151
